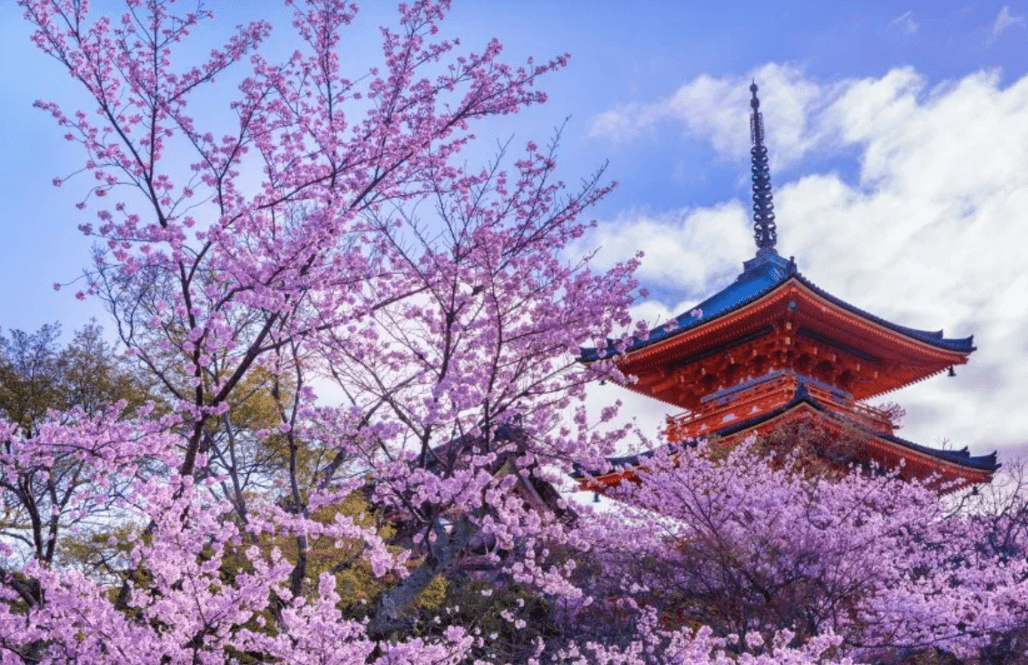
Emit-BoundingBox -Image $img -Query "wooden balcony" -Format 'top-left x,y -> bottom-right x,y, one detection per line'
665,371 -> 895,441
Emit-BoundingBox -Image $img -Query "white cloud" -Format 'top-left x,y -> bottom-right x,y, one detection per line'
585,66 -> 1028,459
570,202 -> 751,305
990,6 -> 1026,43
888,10 -> 919,34
590,63 -> 846,170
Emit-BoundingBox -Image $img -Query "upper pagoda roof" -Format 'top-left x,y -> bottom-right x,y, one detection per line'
584,82 -> 973,365
581,249 -> 975,361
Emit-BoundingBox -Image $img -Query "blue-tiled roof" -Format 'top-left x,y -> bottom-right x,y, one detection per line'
792,273 -> 975,353
570,381 -> 999,479
745,383 -> 998,472
581,249 -> 974,360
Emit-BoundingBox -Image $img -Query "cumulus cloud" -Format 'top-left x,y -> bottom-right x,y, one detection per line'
585,66 -> 1028,459
590,63 -> 846,169
569,202 -> 751,305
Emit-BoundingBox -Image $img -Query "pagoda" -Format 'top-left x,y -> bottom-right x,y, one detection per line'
582,83 -> 997,490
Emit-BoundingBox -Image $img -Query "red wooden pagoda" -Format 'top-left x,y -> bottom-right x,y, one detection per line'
581,83 -> 997,490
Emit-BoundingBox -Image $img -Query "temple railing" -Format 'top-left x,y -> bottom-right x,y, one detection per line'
666,372 -> 895,441
847,401 -> 897,434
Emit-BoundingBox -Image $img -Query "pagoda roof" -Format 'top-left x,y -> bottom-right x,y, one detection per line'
573,381 -> 998,485
582,249 -> 974,361
722,383 -> 997,473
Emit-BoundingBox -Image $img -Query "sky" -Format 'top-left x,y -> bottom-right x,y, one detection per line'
1,1 -> 1026,462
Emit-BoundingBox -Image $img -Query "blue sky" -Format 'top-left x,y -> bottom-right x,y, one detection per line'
1,1 -> 1026,459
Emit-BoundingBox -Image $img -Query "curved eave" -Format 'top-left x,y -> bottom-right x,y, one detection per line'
581,258 -> 974,364
609,276 -> 971,372
719,386 -> 998,474
575,385 -> 998,486
792,273 -> 975,354
581,253 -> 797,362
857,364 -> 949,403
782,279 -> 974,364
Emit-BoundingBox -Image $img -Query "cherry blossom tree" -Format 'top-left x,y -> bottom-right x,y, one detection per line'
5,1 -> 1027,664
582,437 -> 1028,664
3,0 -> 649,662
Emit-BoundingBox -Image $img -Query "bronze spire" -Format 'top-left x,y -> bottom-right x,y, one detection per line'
749,82 -> 777,252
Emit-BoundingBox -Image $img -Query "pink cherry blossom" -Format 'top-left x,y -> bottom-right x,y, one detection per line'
6,1 -> 1027,663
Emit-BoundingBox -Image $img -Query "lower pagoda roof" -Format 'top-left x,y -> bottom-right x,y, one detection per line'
582,249 -> 974,362
721,383 -> 997,473
573,381 -> 999,489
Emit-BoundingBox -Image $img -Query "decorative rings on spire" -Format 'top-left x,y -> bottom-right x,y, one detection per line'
749,82 -> 777,251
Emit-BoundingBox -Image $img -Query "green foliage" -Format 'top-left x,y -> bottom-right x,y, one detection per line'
0,322 -> 157,567
0,322 -> 153,435
55,523 -> 141,583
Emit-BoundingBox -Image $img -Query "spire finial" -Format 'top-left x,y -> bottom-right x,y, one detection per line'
749,82 -> 777,252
